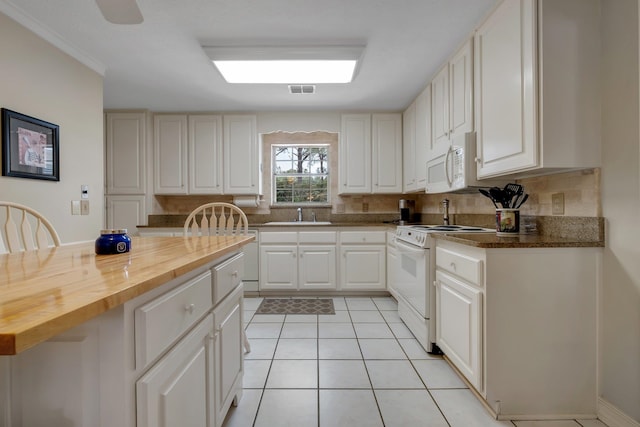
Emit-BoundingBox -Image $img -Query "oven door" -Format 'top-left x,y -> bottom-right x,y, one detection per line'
394,239 -> 429,318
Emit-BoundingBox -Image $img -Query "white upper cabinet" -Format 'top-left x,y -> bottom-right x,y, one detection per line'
404,85 -> 431,193
340,114 -> 372,194
430,39 -> 473,159
431,65 -> 450,152
402,102 -> 417,192
154,115 -> 224,195
339,113 -> 402,194
223,115 -> 262,195
475,0 -> 601,179
449,39 -> 473,138
105,112 -> 147,195
372,113 -> 403,193
189,115 -> 223,194
154,115 -> 188,194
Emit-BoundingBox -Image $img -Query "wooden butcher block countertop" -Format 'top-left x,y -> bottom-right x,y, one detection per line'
0,235 -> 254,355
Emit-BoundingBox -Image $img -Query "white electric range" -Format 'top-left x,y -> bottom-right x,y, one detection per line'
393,224 -> 494,353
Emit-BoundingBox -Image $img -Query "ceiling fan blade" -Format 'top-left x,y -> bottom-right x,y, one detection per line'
95,0 -> 143,25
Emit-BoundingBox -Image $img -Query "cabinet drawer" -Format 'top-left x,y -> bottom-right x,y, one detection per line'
260,231 -> 297,244
213,252 -> 244,305
135,271 -> 213,369
299,231 -> 337,244
340,231 -> 386,244
436,246 -> 483,286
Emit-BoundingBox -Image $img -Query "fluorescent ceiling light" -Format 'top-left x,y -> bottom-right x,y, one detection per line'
203,45 -> 364,84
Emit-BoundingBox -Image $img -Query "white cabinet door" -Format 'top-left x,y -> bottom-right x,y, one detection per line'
402,101 -> 417,193
259,245 -> 298,290
136,314 -> 214,427
372,113 -> 402,194
340,245 -> 386,291
154,115 -> 188,194
223,115 -> 261,195
213,286 -> 243,427
105,195 -> 146,235
431,65 -> 450,151
189,115 -> 223,195
435,270 -> 482,390
299,245 -> 337,290
449,39 -> 473,138
414,85 -> 431,191
475,0 -> 537,178
339,114 -> 371,194
105,112 -> 146,195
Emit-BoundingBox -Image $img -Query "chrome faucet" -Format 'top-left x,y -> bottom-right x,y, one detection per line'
297,207 -> 303,222
442,199 -> 450,225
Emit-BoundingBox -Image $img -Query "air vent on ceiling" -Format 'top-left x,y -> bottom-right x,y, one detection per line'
288,85 -> 316,94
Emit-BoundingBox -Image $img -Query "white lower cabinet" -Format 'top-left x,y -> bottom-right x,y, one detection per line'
259,230 -> 337,291
339,230 -> 386,291
435,270 -> 482,390
136,314 -> 214,427
213,285 -> 243,427
434,239 -> 600,420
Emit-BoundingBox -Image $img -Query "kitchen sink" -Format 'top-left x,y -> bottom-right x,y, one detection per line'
264,221 -> 332,226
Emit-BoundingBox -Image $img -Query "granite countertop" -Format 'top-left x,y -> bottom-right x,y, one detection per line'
0,235 -> 253,355
431,232 -> 604,248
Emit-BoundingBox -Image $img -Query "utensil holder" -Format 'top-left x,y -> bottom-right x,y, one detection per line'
495,209 -> 520,236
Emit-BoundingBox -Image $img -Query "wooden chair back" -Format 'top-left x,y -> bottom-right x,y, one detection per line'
0,201 -> 61,253
183,202 -> 249,237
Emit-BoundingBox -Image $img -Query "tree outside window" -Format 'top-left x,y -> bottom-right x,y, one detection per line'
273,145 -> 329,204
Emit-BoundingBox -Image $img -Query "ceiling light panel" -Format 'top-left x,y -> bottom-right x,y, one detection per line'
203,45 -> 364,84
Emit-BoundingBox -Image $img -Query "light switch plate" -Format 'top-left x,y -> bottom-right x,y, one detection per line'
71,200 -> 81,215
552,193 -> 564,215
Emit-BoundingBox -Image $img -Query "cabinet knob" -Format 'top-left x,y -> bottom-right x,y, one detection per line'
184,303 -> 195,314
231,270 -> 238,277
474,157 -> 481,163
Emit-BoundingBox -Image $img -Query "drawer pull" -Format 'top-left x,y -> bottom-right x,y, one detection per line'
184,303 -> 195,314
231,270 -> 238,278
450,262 -> 456,271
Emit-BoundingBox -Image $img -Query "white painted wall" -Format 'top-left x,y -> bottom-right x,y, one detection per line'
0,12 -> 104,243
600,0 -> 640,423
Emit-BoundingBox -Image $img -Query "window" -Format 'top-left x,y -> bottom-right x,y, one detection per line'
273,145 -> 329,204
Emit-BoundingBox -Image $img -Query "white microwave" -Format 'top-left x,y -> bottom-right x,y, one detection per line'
425,132 -> 506,193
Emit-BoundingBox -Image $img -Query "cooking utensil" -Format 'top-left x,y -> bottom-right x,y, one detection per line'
489,187 -> 508,208
515,193 -> 529,208
478,189 -> 498,208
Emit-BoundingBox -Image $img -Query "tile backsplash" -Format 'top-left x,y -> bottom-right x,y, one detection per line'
153,168 -> 601,219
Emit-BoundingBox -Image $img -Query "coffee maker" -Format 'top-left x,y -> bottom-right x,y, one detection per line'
398,199 -> 415,225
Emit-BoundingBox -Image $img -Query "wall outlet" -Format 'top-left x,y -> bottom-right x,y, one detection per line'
80,200 -> 90,215
71,200 -> 81,215
552,193 -> 565,215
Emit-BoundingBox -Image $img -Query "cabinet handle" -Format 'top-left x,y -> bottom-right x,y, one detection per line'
474,157 -> 481,163
184,303 -> 195,314
450,262 -> 456,271
231,270 -> 238,277
433,280 -> 438,287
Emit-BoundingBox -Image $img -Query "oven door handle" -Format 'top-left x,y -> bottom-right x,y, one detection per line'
395,239 -> 428,254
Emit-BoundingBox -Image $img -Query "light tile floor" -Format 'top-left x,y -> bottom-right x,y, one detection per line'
222,296 -> 608,427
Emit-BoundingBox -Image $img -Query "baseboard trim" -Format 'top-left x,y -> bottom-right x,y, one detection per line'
598,397 -> 640,427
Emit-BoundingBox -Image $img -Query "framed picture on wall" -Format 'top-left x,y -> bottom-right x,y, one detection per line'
1,108 -> 59,181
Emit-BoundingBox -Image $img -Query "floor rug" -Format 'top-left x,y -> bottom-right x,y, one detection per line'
255,298 -> 335,315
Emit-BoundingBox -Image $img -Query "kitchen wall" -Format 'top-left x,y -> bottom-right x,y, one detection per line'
599,0 -> 640,423
0,12 -> 104,243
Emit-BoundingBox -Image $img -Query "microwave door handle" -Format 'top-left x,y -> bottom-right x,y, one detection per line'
444,146 -> 453,187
